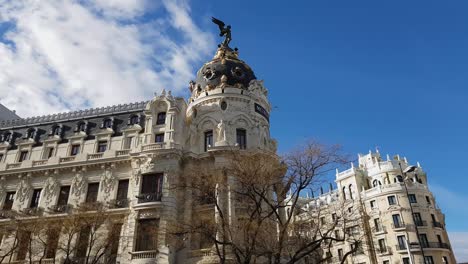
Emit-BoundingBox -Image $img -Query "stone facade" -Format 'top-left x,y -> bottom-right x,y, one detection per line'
296,151 -> 456,264
0,45 -> 275,264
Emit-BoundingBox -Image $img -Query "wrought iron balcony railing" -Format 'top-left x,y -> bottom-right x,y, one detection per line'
108,199 -> 129,209
421,242 -> 450,249
414,220 -> 428,227
377,246 -> 392,254
136,192 -> 162,203
48,204 -> 72,214
432,221 -> 444,229
21,207 -> 43,216
391,222 -> 406,229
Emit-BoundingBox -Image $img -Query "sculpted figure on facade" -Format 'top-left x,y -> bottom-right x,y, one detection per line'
189,124 -> 198,146
71,167 -> 87,198
248,79 -> 267,97
217,119 -> 227,144
100,164 -> 116,197
17,174 -> 32,204
131,157 -> 143,185
43,171 -> 59,203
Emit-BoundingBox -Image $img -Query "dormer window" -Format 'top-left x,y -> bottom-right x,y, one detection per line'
24,128 -> 36,140
101,118 -> 113,129
75,122 -> 87,133
156,112 -> 166,125
0,133 -> 10,142
128,115 -> 140,126
49,125 -> 62,136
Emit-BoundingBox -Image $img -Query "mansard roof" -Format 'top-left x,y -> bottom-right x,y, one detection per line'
0,101 -> 149,149
0,101 -> 148,129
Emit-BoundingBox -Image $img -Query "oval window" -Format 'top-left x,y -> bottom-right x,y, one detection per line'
220,101 -> 227,111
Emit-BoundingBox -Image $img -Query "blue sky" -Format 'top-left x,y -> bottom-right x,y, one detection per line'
0,0 -> 467,261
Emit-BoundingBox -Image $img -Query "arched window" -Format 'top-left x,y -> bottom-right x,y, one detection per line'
372,179 -> 382,187
101,118 -> 113,129
342,187 -> 347,200
156,112 -> 166,125
396,175 -> 403,183
204,130 -> 213,152
129,115 -> 139,125
348,184 -> 354,200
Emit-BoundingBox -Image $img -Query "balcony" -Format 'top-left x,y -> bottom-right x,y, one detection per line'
136,192 -> 162,204
68,256 -> 114,264
372,225 -> 387,234
377,246 -> 392,255
21,207 -> 44,216
48,204 -> 72,214
415,220 -> 428,227
141,143 -> 165,152
391,222 -> 406,230
130,250 -> 158,260
189,248 -> 216,258
433,221 -> 444,229
108,199 -> 129,209
0,209 -> 17,219
88,153 -> 104,160
78,202 -> 104,211
421,242 -> 450,250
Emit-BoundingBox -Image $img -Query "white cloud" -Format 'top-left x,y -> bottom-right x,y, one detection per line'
449,232 -> 468,262
0,0 -> 214,117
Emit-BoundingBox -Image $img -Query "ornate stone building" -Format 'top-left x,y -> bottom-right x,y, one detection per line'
296,151 -> 456,264
0,42 -> 275,264
0,27 -> 457,264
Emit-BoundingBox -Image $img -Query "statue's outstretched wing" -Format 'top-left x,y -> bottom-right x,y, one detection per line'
211,17 -> 225,32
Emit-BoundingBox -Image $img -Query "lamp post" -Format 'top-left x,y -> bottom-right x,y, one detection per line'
399,162 -> 427,263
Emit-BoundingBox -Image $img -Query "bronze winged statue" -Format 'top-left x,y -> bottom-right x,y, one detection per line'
212,17 -> 231,47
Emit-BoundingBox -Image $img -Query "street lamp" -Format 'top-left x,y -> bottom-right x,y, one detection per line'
399,163 -> 427,263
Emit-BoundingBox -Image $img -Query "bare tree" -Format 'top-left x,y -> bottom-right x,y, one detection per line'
0,211 -> 22,263
171,141 -> 365,264
58,203 -> 126,264
0,203 -> 127,264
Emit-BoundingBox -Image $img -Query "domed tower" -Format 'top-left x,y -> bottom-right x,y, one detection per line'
185,44 -> 276,153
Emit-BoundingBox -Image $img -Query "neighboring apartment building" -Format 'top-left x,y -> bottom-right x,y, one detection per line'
0,104 -> 20,121
296,151 -> 456,264
0,43 -> 275,264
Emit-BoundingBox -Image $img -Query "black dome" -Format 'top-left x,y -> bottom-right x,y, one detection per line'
193,46 -> 256,92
